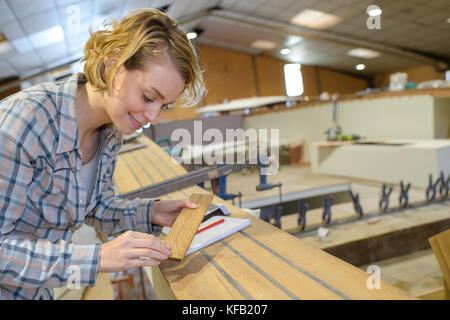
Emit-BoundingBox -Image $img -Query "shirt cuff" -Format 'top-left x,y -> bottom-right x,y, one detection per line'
134,198 -> 160,234
69,243 -> 101,287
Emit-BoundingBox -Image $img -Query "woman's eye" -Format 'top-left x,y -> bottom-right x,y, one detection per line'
143,95 -> 153,103
162,103 -> 173,110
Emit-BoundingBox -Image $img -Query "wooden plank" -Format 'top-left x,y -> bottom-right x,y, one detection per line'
165,193 -> 213,261
417,286 -> 447,300
428,229 -> 450,299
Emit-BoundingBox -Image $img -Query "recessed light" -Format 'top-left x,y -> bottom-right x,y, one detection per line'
250,40 -> 277,50
356,64 -> 366,71
290,9 -> 343,30
348,48 -> 380,59
446,17 -> 450,24
280,48 -> 290,55
187,32 -> 197,40
368,8 -> 382,17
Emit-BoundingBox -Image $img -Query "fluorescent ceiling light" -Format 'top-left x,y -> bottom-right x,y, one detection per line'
280,48 -> 290,55
29,25 -> 65,49
355,64 -> 366,71
250,40 -> 277,50
290,9 -> 343,30
347,48 -> 380,59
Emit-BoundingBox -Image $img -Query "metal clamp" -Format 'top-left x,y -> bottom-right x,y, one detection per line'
438,172 -> 449,200
260,205 -> 282,229
297,199 -> 309,231
322,196 -> 333,225
379,184 -> 393,213
426,172 -> 450,201
348,190 -> 363,217
399,181 -> 411,208
426,173 -> 440,201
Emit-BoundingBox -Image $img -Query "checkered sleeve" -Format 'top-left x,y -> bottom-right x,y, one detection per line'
84,152 -> 157,236
0,105 -> 100,289
0,237 -> 100,288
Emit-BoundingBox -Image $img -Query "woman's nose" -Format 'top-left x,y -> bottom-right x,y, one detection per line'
144,106 -> 161,124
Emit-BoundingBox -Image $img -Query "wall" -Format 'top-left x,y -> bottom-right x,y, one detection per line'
373,65 -> 445,88
0,78 -> 20,101
244,95 -> 449,162
319,68 -> 368,95
161,45 -> 369,122
434,98 -> 450,139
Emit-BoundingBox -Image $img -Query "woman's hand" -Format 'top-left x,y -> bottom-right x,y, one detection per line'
98,230 -> 171,272
151,199 -> 198,227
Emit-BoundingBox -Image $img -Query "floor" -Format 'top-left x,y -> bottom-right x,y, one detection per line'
359,249 -> 443,297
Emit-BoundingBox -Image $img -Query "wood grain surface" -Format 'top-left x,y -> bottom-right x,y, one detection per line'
164,193 -> 213,261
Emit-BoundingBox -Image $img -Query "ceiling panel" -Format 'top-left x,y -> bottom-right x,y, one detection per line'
0,0 -> 449,81
6,0 -> 55,19
20,10 -> 60,35
0,0 -> 15,24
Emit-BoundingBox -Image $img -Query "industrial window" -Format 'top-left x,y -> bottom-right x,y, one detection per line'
284,63 -> 304,97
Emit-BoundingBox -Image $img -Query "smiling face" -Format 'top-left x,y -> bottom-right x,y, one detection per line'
103,51 -> 185,135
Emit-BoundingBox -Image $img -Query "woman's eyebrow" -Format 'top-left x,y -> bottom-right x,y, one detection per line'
151,86 -> 165,100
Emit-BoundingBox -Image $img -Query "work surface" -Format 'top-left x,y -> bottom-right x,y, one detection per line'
114,136 -> 414,299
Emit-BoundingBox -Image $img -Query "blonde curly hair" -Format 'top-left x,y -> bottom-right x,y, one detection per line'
82,8 -> 205,107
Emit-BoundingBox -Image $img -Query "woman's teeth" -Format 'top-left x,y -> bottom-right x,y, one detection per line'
128,113 -> 142,130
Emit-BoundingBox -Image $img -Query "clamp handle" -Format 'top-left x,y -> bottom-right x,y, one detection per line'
349,190 -> 363,217
322,196 -> 333,225
297,199 -> 309,231
399,181 -> 411,209
379,184 -> 393,213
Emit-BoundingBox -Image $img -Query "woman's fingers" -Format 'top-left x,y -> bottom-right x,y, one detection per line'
131,231 -> 171,251
126,248 -> 169,261
184,199 -> 198,209
129,257 -> 161,268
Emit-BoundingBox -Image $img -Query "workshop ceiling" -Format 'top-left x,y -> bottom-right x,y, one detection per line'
0,0 -> 449,81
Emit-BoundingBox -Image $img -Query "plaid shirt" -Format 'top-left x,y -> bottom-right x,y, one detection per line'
0,74 -> 155,300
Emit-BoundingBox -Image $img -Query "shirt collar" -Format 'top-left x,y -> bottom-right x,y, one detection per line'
55,73 -> 83,155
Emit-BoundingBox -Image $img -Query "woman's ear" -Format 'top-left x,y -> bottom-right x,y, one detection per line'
104,49 -> 121,75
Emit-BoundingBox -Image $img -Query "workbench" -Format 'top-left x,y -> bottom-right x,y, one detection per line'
114,136 -> 415,299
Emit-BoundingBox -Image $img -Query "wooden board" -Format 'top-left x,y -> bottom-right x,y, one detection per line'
164,193 -> 213,261
428,229 -> 450,299
114,136 -> 415,299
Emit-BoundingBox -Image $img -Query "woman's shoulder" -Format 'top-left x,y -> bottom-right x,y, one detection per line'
0,82 -> 63,153
0,81 -> 60,116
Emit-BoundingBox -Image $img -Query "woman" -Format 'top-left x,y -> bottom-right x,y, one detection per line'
0,8 -> 205,299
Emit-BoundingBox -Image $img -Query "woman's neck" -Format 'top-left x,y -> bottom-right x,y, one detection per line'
75,82 -> 110,145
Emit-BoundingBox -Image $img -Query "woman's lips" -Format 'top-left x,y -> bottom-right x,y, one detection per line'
128,113 -> 143,130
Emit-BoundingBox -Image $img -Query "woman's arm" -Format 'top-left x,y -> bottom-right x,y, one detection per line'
0,112 -> 99,289
0,236 -> 100,289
